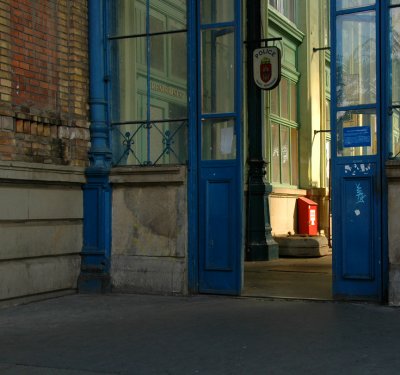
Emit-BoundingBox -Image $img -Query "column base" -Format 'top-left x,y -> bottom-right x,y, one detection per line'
78,273 -> 111,293
246,240 -> 279,261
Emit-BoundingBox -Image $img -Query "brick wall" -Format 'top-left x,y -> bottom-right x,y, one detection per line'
0,0 -> 89,166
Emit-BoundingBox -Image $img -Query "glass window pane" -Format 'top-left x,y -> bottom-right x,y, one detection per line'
325,140 -> 331,188
111,1 -> 187,37
291,128 -> 299,186
110,38 -> 148,123
336,109 -> 377,157
281,126 -> 290,184
270,86 -> 279,115
171,32 -> 187,81
111,0 -> 146,36
150,0 -> 187,32
391,111 -> 400,157
269,0 -> 296,23
337,0 -> 375,10
112,120 -> 187,166
150,120 -> 188,164
326,100 -> 331,130
202,119 -> 236,160
150,33 -> 188,120
281,78 -> 289,119
290,81 -> 297,122
202,28 -> 235,114
391,8 -> 400,105
201,0 -> 234,24
271,123 -> 281,183
150,35 -> 165,72
336,12 -> 376,107
390,7 -> 400,156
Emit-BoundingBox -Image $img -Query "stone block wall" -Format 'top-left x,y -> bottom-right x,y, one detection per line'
0,0 -> 89,301
110,167 -> 188,295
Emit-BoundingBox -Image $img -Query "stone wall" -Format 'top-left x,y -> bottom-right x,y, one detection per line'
110,167 -> 188,295
0,161 -> 84,301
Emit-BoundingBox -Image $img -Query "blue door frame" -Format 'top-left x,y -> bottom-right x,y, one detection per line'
188,0 -> 243,295
331,0 -> 390,301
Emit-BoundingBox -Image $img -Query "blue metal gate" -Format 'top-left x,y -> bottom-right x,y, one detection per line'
331,0 -> 391,300
196,1 -> 243,294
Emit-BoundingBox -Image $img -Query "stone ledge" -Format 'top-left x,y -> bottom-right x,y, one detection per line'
271,187 -> 307,197
0,161 -> 85,184
110,165 -> 186,185
386,160 -> 400,181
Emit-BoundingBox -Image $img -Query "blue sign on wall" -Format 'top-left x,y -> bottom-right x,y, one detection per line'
343,126 -> 371,148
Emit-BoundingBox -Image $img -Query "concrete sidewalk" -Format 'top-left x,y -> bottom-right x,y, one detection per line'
0,294 -> 399,375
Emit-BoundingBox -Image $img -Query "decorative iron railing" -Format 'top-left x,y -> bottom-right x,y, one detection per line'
111,119 -> 188,166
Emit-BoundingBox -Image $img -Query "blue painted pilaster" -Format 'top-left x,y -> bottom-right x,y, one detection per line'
78,0 -> 112,293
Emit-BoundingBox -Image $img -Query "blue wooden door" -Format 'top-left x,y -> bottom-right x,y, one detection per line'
331,1 -> 385,300
197,1 -> 242,294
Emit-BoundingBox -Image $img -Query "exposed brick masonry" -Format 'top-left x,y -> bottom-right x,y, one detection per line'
0,0 -> 89,166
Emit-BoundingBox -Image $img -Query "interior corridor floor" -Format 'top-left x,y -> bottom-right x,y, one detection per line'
242,255 -> 333,300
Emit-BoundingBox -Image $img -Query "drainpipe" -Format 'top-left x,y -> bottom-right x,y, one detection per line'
246,0 -> 279,261
78,0 -> 112,292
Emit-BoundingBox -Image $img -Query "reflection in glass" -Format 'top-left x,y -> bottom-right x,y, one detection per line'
268,0 -> 296,23
202,28 -> 235,114
112,120 -> 187,166
110,0 -> 188,166
390,7 -> 400,156
291,128 -> 299,185
336,12 -> 376,107
202,119 -> 236,160
270,86 -> 279,115
281,126 -> 290,184
201,0 -> 234,24
110,38 -> 148,123
271,123 -> 280,183
337,0 -> 374,11
290,81 -> 297,122
336,109 -> 377,157
280,78 -> 289,119
391,8 -> 400,105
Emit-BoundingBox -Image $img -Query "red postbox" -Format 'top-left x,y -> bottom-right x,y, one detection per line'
297,197 -> 318,236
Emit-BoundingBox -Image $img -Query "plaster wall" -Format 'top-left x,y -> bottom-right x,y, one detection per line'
110,166 -> 188,295
0,161 -> 84,301
269,187 -> 307,235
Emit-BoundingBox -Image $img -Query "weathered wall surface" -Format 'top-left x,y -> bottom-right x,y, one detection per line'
0,0 -> 89,301
386,161 -> 400,305
110,167 -> 188,295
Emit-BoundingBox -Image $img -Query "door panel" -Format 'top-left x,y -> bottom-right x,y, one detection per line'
197,0 -> 242,295
332,1 -> 383,300
341,165 -> 375,280
205,179 -> 232,271
199,166 -> 240,293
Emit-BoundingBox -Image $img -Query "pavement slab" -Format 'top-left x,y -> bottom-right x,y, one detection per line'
0,294 -> 399,374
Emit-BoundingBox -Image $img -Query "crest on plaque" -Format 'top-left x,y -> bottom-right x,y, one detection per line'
253,46 -> 281,90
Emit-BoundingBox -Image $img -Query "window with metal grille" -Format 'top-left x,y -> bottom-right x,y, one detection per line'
108,0 -> 188,166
